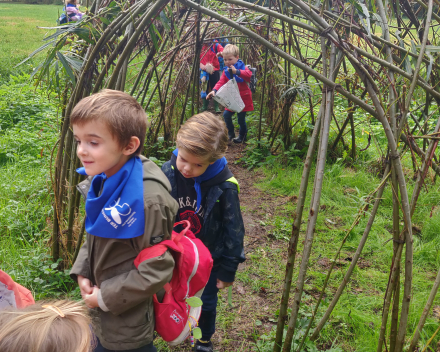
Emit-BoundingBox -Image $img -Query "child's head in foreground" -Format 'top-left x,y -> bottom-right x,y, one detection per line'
222,44 -> 240,68
0,300 -> 93,352
71,89 -> 147,178
176,112 -> 228,178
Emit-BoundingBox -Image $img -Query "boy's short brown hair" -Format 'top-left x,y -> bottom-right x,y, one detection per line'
176,112 -> 228,162
70,89 -> 147,155
222,44 -> 239,57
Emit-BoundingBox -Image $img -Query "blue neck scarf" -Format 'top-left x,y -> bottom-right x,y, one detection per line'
76,157 -> 145,239
224,59 -> 246,83
173,149 -> 227,212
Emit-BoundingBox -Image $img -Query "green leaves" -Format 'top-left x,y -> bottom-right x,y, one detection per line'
57,52 -> 76,84
186,296 -> 203,307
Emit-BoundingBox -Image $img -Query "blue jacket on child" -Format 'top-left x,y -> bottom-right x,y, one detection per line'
162,155 -> 245,282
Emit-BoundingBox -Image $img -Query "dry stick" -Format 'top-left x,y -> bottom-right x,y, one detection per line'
359,70 -> 414,352
181,17 -> 210,123
258,6 -> 271,143
298,169 -> 390,352
311,163 -> 391,340
72,218 -> 86,264
409,267 -> 440,351
394,2 -> 433,349
180,0 -> 378,117
115,22 -> 134,91
308,1 -> 439,72
376,0 -> 400,349
273,104 -> 324,352
66,142 -> 78,256
282,41 -> 336,352
400,134 -> 440,177
191,10 -> 201,116
74,0 -> 154,103
297,0 -> 440,100
107,0 -> 169,89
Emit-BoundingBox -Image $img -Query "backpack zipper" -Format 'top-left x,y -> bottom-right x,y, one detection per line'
185,237 -> 199,298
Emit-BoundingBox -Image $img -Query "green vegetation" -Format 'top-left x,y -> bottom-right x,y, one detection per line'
0,3 -> 59,82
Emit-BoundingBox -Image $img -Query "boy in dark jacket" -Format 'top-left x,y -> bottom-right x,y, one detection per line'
161,112 -> 245,352
69,89 -> 178,352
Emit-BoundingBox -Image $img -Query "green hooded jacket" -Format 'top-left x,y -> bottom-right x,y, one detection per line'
70,156 -> 178,350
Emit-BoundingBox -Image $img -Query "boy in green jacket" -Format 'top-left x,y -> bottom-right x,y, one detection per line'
70,89 -> 178,352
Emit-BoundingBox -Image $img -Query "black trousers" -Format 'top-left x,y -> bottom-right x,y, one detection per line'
207,70 -> 220,93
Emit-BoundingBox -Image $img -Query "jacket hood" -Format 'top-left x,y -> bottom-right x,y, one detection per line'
170,154 -> 233,189
139,155 -> 172,192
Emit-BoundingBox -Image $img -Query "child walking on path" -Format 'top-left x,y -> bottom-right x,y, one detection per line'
0,300 -> 93,352
161,112 -> 245,352
200,41 -> 224,112
69,90 -> 178,352
207,44 -> 254,144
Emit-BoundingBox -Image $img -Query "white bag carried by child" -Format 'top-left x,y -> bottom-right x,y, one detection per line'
213,75 -> 245,113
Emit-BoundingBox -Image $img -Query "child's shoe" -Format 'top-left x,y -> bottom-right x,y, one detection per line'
233,134 -> 246,143
195,340 -> 214,352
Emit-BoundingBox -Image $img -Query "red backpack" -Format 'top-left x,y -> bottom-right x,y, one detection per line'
134,221 -> 213,345
0,270 -> 35,310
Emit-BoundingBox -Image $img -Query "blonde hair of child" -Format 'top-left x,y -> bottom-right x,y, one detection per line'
0,300 -> 93,352
66,0 -> 78,5
176,112 -> 228,162
222,44 -> 239,57
70,89 -> 148,155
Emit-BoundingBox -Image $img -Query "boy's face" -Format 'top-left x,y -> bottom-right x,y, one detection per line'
73,120 -> 130,178
176,149 -> 214,179
223,54 -> 239,68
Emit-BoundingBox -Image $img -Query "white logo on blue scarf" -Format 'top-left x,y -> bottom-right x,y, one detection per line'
105,198 -> 131,225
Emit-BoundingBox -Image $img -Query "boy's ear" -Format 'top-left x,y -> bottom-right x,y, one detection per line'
122,136 -> 140,156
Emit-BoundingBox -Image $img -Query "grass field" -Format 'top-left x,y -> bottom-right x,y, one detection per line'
0,3 -> 60,80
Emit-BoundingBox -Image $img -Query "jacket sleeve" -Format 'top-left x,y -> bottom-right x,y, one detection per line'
238,66 -> 252,83
70,241 -> 91,282
99,201 -> 177,316
215,43 -> 224,53
217,187 -> 246,283
213,71 -> 228,92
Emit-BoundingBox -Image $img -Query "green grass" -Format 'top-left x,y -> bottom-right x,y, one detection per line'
245,158 -> 440,351
0,3 -> 60,81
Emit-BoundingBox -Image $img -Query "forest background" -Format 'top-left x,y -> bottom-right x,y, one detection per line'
0,1 -> 440,351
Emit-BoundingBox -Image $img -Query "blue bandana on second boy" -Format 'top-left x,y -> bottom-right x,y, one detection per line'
224,59 -> 246,83
173,149 -> 227,213
76,156 -> 145,239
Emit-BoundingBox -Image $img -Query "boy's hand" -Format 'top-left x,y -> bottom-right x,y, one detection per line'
229,65 -> 237,74
206,91 -> 215,100
77,275 -> 93,298
216,279 -> 233,289
84,286 -> 100,309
